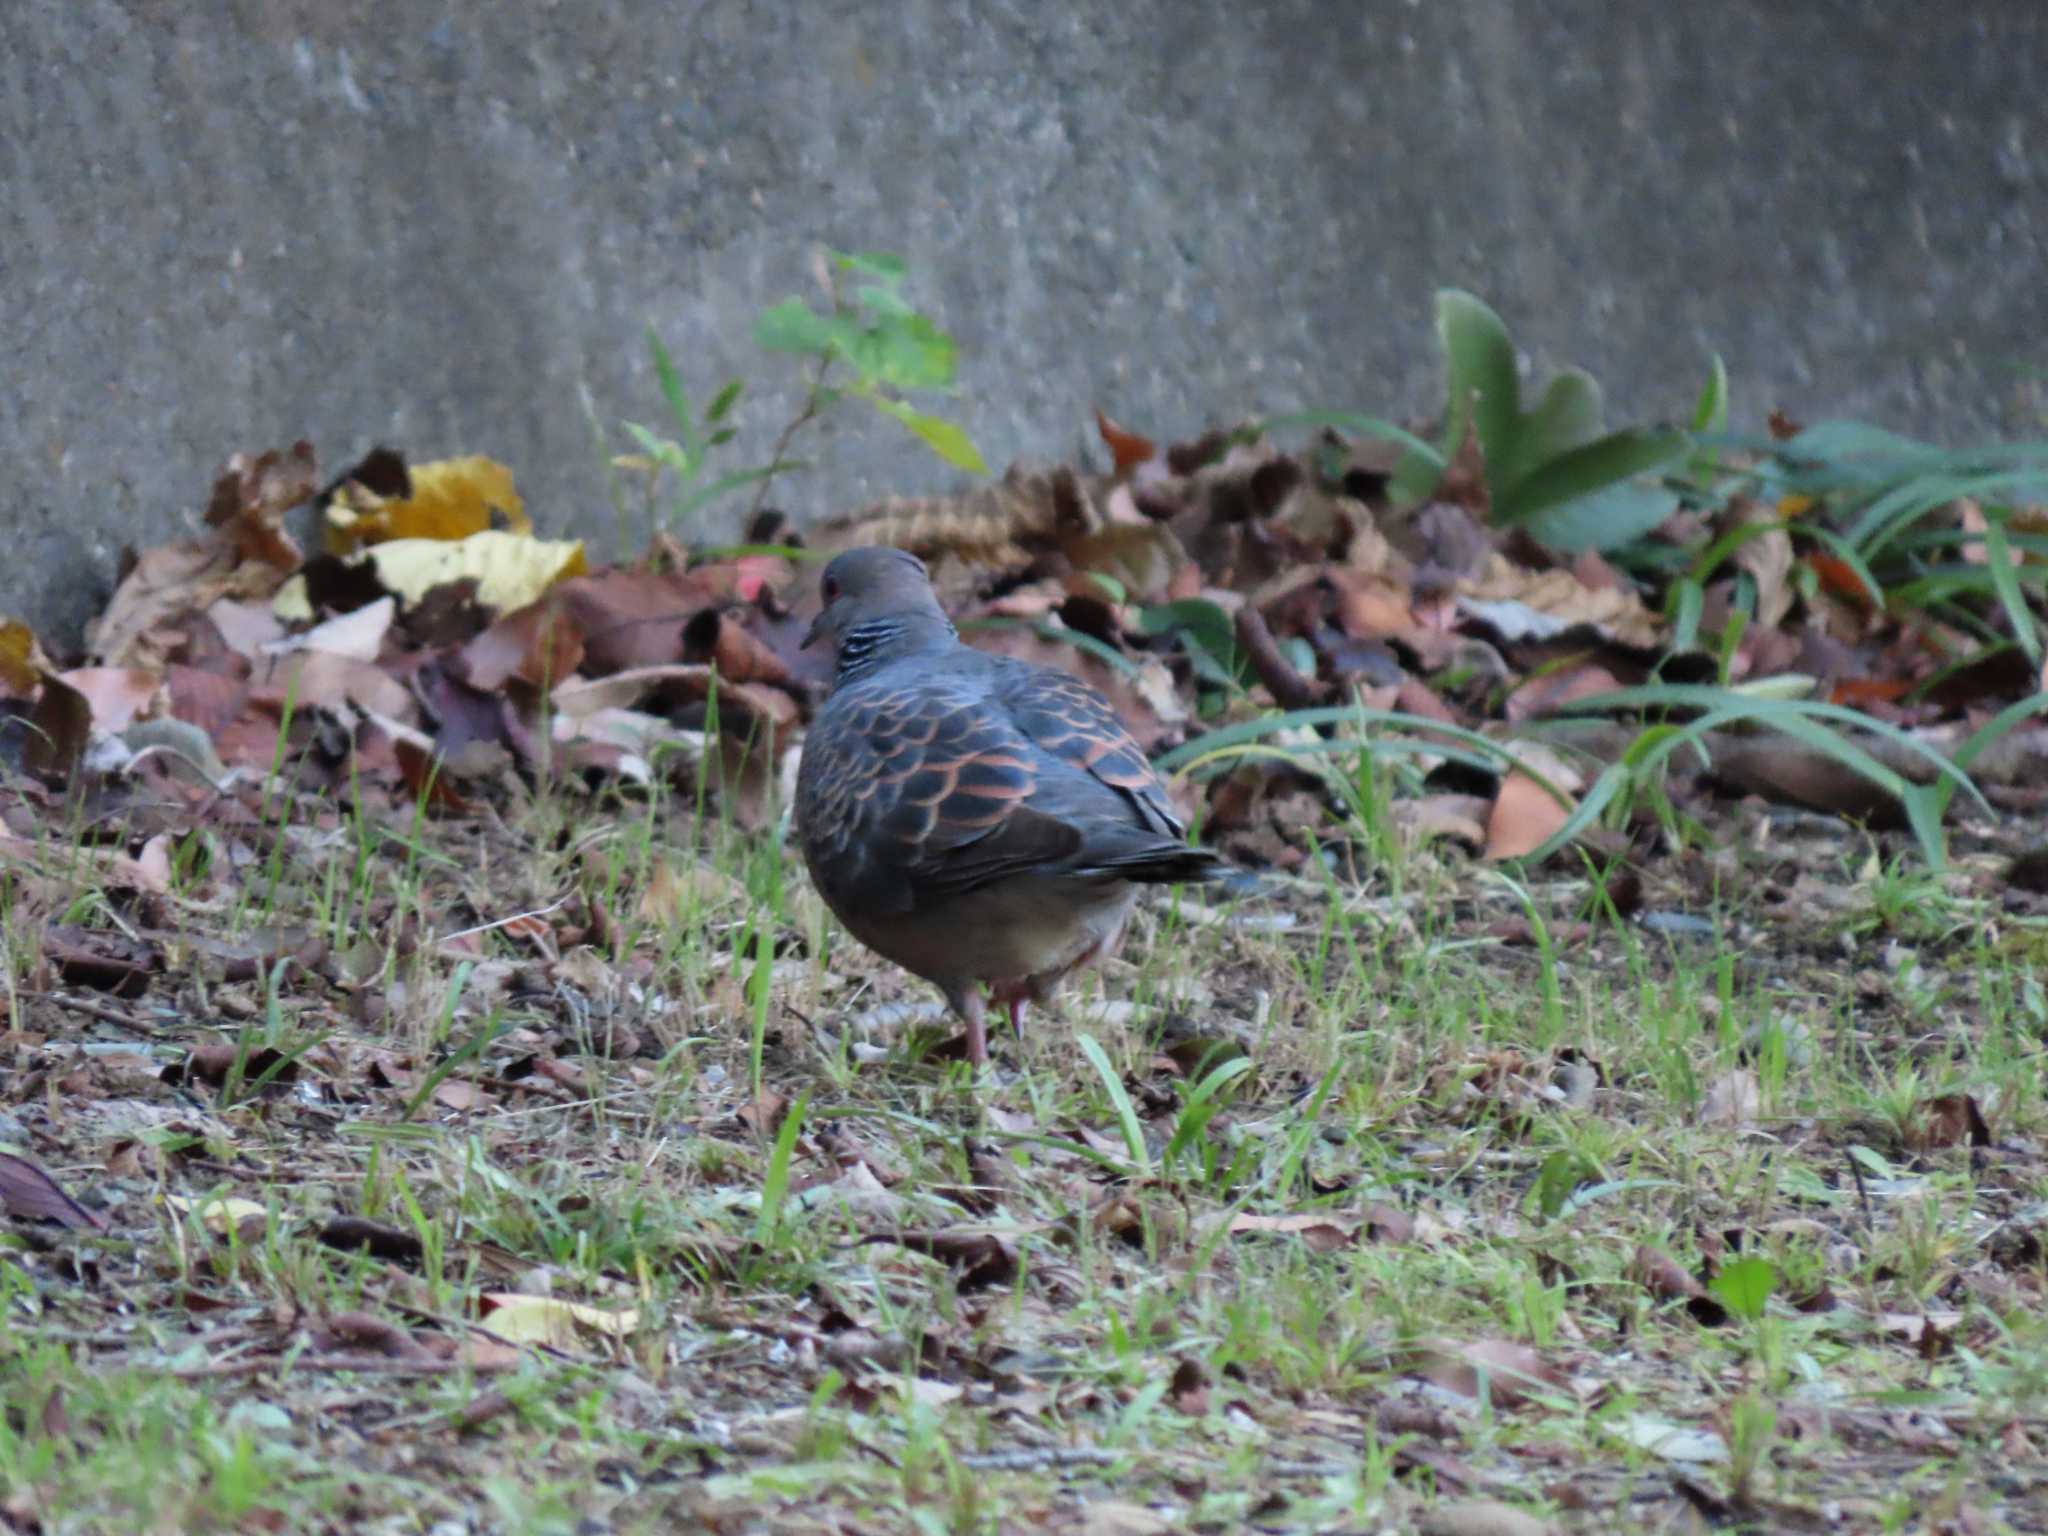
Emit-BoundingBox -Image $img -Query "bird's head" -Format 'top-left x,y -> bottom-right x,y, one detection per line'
802,546 -> 955,673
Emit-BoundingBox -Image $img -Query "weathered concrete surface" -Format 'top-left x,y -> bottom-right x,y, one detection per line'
3,1 -> 2043,647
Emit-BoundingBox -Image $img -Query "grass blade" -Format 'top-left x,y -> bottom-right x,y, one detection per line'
1077,1033 -> 1151,1176
753,1090 -> 810,1247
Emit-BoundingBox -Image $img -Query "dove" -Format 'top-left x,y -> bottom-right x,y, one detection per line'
795,547 -> 1223,1064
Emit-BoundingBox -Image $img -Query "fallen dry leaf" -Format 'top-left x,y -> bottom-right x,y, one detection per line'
1907,1093 -> 1990,1150
0,1152 -> 109,1231
477,1293 -> 639,1348
1484,770 -> 1572,861
1410,1337 -> 1571,1410
1701,1068 -> 1761,1128
325,454 -> 529,552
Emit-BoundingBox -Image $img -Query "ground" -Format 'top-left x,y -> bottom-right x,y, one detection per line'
2,769 -> 2044,1536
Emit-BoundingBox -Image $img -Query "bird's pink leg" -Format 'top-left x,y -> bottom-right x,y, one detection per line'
990,981 -> 1030,1040
951,988 -> 989,1067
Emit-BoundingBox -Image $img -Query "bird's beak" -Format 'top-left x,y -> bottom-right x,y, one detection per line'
801,614 -> 825,650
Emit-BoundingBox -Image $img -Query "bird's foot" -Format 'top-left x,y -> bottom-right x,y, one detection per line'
989,980 -> 1033,1042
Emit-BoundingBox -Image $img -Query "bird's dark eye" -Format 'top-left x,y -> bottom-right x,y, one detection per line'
822,577 -> 840,602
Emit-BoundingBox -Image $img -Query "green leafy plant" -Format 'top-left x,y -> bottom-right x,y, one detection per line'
619,250 -> 986,544
618,334 -> 769,541
1393,289 -> 1693,553
1708,1256 -> 1778,1323
754,249 -> 988,485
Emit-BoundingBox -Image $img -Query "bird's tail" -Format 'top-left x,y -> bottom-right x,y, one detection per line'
1092,844 -> 1228,886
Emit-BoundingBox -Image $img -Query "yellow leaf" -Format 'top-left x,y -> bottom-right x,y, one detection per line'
325,455 -> 531,553
479,1292 -> 639,1347
274,530 -> 587,620
167,1194 -> 269,1238
0,620 -> 44,696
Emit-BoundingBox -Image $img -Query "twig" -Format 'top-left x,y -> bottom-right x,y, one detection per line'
1234,606 -> 1330,711
435,895 -> 571,948
956,1447 -> 1120,1472
1845,1149 -> 1876,1232
747,353 -> 834,522
146,1352 -> 522,1380
32,992 -> 171,1036
1262,1459 -> 1355,1477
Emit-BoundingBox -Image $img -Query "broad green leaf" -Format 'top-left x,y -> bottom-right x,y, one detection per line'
1137,598 -> 1249,688
1436,289 -> 1521,478
855,282 -> 914,319
1531,1150 -> 1594,1220
754,297 -> 836,354
1086,571 -> 1128,604
1525,481 -> 1681,555
1788,419 -> 1942,468
843,312 -> 957,391
1496,427 -> 1689,528
1495,368 -> 1605,495
1708,1257 -> 1777,1322
869,397 -> 987,473
1391,289 -> 1518,506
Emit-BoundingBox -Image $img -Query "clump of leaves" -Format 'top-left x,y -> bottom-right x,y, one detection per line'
755,249 -> 988,483
1394,288 -> 1694,553
618,336 -> 765,542
618,249 -> 987,544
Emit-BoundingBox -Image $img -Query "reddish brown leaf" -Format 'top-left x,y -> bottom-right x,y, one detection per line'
683,609 -> 796,688
205,441 -> 316,572
57,667 -> 163,733
163,1042 -> 299,1091
1907,1093 -> 1990,1151
165,664 -> 250,737
1504,661 -> 1623,722
1167,1358 -> 1210,1416
1828,677 -> 1912,709
861,1230 -> 1020,1291
1805,552 -> 1878,610
549,567 -> 737,675
0,1151 -> 109,1232
458,601 -> 586,692
1629,1244 -> 1728,1326
1410,1337 -> 1569,1411
25,674 -> 91,782
318,1216 -> 426,1264
1094,407 -> 1158,477
43,925 -> 158,997
392,737 -> 475,815
1484,771 -> 1572,862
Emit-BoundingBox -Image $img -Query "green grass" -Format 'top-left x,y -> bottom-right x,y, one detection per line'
1,761 -> 2044,1535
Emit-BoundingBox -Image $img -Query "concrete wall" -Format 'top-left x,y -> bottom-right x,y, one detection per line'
4,1 -> 2043,647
